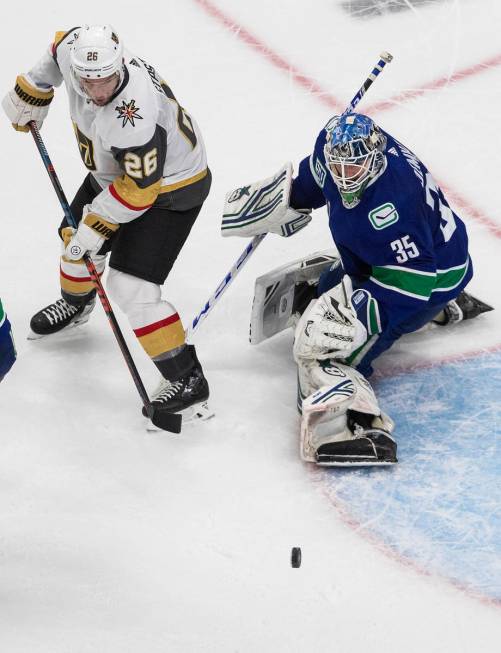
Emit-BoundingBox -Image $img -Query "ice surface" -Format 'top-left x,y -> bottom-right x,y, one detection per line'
323,352 -> 501,602
1,0 -> 500,651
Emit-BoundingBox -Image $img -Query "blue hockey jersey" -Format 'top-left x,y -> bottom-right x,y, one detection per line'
291,124 -> 472,340
0,298 -> 16,382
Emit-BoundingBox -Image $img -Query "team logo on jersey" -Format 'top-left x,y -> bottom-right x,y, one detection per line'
73,123 -> 96,170
368,202 -> 399,230
115,99 -> 143,127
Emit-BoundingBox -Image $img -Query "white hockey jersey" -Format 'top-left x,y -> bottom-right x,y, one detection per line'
26,27 -> 210,223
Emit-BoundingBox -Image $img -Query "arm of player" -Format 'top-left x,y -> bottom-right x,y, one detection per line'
221,162 -> 312,238
63,210 -> 120,261
1,30 -> 67,132
290,155 -> 328,211
0,300 -> 16,382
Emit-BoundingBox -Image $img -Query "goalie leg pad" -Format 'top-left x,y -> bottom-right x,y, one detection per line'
298,360 -> 396,466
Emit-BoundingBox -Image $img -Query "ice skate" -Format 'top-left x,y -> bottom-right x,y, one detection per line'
433,291 -> 493,326
143,364 -> 213,432
315,410 -> 397,467
28,295 -> 96,339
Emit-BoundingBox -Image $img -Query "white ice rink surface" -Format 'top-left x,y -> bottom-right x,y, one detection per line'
1,1 -> 501,651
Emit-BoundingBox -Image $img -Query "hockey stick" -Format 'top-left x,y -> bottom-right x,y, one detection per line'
185,232 -> 266,340
343,51 -> 393,115
186,52 -> 393,340
29,122 -> 182,434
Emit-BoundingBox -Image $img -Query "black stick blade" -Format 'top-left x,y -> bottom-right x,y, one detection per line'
148,407 -> 182,433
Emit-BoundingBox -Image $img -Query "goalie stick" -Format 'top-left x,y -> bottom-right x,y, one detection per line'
29,122 -> 182,434
186,233 -> 266,340
186,52 -> 393,340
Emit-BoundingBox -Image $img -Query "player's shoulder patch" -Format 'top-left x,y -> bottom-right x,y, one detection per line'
114,98 -> 144,128
368,202 -> 399,230
309,155 -> 327,188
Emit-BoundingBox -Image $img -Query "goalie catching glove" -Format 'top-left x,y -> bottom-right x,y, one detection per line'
293,276 -> 367,362
221,162 -> 312,238
2,75 -> 54,132
64,207 -> 120,260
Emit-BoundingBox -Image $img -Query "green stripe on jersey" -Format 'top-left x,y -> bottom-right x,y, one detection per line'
371,265 -> 436,300
0,298 -> 4,324
433,260 -> 469,292
368,297 -> 381,335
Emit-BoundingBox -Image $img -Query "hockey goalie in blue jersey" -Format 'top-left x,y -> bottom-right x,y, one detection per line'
221,112 -> 492,467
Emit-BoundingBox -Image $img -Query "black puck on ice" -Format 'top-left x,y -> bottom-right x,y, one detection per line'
291,547 -> 302,568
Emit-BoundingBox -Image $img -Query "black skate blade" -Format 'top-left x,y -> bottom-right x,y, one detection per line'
144,404 -> 182,433
470,296 -> 494,317
315,455 -> 397,467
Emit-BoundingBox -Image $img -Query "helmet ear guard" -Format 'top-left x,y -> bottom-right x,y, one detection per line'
69,25 -> 124,99
324,113 -> 387,207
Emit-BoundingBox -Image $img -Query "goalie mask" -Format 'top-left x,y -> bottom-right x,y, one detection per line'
324,113 -> 387,208
70,25 -> 124,101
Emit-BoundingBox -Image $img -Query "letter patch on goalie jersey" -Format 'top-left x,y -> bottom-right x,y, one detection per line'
312,157 -> 327,188
368,202 -> 399,230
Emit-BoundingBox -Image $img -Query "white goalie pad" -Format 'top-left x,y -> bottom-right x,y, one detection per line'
221,162 -> 312,238
297,360 -> 394,463
249,250 -> 340,344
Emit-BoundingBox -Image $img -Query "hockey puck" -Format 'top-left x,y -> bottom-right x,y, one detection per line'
291,547 -> 302,568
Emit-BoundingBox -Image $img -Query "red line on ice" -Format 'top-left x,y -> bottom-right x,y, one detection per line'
194,0 -> 501,608
366,52 -> 501,113
194,0 -> 501,120
192,0 -> 345,112
439,182 -> 501,240
310,465 -> 501,611
375,341 -> 501,379
193,0 -> 501,239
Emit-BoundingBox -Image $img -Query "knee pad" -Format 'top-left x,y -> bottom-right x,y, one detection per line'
106,269 -> 180,337
106,269 -> 161,313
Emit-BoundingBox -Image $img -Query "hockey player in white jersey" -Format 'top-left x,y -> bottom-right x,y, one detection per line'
2,25 -> 212,423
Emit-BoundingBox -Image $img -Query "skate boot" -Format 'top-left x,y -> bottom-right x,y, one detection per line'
143,346 -> 213,430
29,292 -> 96,339
433,291 -> 493,326
315,410 -> 397,466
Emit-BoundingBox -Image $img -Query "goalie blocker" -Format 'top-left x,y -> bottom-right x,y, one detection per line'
249,250 -> 340,344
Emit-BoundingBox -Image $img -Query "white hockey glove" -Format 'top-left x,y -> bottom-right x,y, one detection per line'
64,207 -> 120,261
2,75 -> 54,132
221,162 -> 312,238
293,276 -> 367,362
